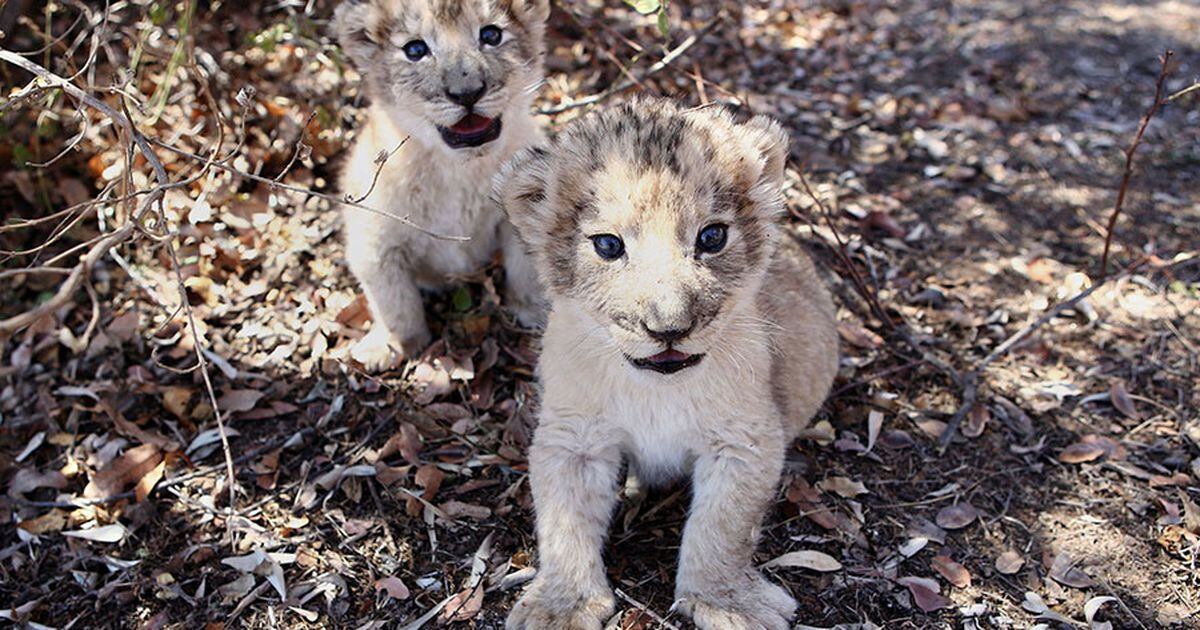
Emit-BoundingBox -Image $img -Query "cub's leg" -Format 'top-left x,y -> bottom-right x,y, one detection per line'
675,427 -> 797,630
346,244 -> 431,370
499,221 -> 546,328
507,415 -> 622,630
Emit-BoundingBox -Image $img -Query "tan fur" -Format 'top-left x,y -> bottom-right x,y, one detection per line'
498,99 -> 839,629
333,0 -> 549,369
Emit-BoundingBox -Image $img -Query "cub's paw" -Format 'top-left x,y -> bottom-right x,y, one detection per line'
676,573 -> 797,630
506,579 -> 615,630
350,326 -> 428,372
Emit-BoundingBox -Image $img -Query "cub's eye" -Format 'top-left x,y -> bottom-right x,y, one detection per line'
696,224 -> 728,254
479,25 -> 503,47
402,40 -> 429,61
590,234 -> 625,260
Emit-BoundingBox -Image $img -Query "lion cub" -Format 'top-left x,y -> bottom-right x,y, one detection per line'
496,99 -> 839,630
332,0 -> 549,370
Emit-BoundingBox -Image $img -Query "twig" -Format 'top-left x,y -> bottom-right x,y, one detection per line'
615,588 -> 682,630
1166,81 -> 1200,102
1100,50 -> 1172,277
938,260 -> 1161,449
536,14 -> 723,116
147,139 -> 467,242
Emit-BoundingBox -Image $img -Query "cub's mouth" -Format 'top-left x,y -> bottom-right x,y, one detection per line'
628,348 -> 704,375
438,114 -> 502,149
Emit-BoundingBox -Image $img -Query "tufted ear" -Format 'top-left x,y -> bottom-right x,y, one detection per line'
332,1 -> 380,69
495,145 -> 554,250
509,0 -> 551,24
741,114 -> 790,192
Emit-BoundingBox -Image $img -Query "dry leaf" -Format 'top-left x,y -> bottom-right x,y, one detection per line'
374,576 -> 410,600
7,468 -> 68,499
935,502 -> 979,530
1059,441 -> 1106,464
931,555 -> 971,588
817,476 -> 869,498
440,500 -> 491,520
865,410 -> 883,453
761,550 -> 842,572
216,389 -> 264,413
963,405 -> 988,438
1109,381 -> 1138,420
837,321 -> 883,349
63,523 -> 127,543
1048,553 -> 1095,589
135,459 -> 167,502
161,387 -> 192,419
84,443 -> 163,499
995,550 -> 1025,575
1084,596 -> 1117,630
897,576 -> 951,612
18,509 -> 69,535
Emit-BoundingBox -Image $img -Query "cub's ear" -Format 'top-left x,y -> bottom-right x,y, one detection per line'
509,0 -> 551,24
741,114 -> 790,191
495,145 -> 554,249
333,1 -> 379,68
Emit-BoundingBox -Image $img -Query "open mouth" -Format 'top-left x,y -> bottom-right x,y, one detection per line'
438,114 -> 502,149
628,348 -> 705,375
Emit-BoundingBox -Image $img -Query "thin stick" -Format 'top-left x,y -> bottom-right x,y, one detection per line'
615,588 -> 682,630
1100,50 -> 1172,277
536,15 -> 723,116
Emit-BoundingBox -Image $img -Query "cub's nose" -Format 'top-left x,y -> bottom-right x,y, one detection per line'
446,84 -> 487,109
642,320 -> 694,343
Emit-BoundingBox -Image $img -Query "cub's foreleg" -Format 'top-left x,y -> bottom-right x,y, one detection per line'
675,425 -> 797,630
507,415 -> 622,630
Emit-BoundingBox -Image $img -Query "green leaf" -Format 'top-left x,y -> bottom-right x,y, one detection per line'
624,0 -> 661,15
657,9 -> 670,37
451,286 -> 473,313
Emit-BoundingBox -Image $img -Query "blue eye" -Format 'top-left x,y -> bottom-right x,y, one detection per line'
590,234 -> 625,260
480,25 -> 503,46
696,224 -> 728,254
403,40 -> 429,61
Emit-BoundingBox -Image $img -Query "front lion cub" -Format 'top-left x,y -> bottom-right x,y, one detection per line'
333,0 -> 549,369
497,99 -> 839,630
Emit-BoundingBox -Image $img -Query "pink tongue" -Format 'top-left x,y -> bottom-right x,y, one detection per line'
451,113 -> 493,134
647,349 -> 690,363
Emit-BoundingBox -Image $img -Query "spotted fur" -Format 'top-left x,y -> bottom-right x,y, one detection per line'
498,99 -> 840,630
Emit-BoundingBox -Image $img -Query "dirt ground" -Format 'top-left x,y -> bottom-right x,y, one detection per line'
1,0 -> 1199,628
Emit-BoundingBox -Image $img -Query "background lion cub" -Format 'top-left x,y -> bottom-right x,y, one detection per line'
333,0 -> 549,370
497,99 -> 839,630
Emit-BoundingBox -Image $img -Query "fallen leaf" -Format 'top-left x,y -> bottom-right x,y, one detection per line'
963,405 -> 988,438
1109,381 -> 1138,420
761,550 -> 842,572
161,387 -> 192,419
63,523 -> 127,543
216,389 -> 264,413
797,420 -> 836,445
935,502 -> 980,530
378,423 -> 422,464
1059,441 -> 1107,464
1048,553 -> 1095,589
374,576 -> 410,600
18,509 -> 69,535
915,418 -> 947,440
439,500 -> 491,521
1023,592 -> 1076,625
7,468 -> 68,499
837,321 -> 883,349
897,576 -> 951,612
817,476 -> 869,498
898,538 -> 929,558
995,550 -> 1025,575
1084,595 -> 1118,630
865,410 -> 883,453
931,555 -> 971,588
84,443 -> 163,499
136,459 -> 167,502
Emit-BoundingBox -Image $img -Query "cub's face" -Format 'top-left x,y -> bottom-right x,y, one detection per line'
498,100 -> 790,376
334,0 -> 549,153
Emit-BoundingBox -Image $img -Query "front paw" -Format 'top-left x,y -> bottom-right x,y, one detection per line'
676,572 -> 797,630
350,326 -> 428,371
506,578 -> 615,630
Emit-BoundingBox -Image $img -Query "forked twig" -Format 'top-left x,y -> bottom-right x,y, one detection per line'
1100,50 -> 1172,277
